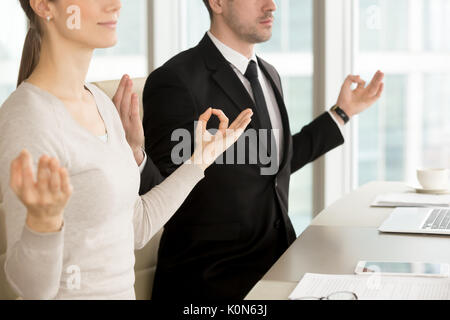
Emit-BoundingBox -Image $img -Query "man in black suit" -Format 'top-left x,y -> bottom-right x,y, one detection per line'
139,0 -> 384,300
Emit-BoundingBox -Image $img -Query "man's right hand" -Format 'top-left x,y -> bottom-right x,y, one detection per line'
9,150 -> 73,233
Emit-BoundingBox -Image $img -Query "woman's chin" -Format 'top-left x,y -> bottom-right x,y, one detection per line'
95,38 -> 118,49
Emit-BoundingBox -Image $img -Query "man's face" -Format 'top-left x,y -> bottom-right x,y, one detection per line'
222,0 -> 276,44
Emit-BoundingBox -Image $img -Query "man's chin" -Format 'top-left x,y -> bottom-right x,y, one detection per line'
247,32 -> 272,44
261,33 -> 272,43
256,34 -> 272,44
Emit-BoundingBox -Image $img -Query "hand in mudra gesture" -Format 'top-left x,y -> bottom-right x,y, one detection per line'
336,70 -> 385,118
9,150 -> 73,233
191,108 -> 253,170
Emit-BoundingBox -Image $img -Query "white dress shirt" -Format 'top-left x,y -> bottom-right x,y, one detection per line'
138,150 -> 147,173
207,32 -> 344,168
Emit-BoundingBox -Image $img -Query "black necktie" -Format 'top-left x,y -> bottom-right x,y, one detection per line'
244,60 -> 274,157
244,60 -> 273,131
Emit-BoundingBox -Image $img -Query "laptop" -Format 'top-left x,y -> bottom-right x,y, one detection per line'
379,207 -> 450,235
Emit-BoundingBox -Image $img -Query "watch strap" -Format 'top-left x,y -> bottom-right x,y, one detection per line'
331,105 -> 350,124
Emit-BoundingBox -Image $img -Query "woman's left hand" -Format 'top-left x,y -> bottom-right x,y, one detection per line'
336,70 -> 385,119
113,74 -> 145,165
191,108 -> 253,171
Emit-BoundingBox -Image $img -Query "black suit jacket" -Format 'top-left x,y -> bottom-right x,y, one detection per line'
140,34 -> 344,300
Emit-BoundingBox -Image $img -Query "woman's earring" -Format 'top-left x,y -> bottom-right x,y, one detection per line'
46,16 -> 51,22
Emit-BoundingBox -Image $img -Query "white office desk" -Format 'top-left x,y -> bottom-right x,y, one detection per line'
311,181 -> 410,228
245,181 -> 448,300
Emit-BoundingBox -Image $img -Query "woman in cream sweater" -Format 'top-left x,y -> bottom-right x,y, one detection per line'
0,0 -> 252,299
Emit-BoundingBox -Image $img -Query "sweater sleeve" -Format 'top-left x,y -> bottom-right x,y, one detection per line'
0,100 -> 68,299
133,162 -> 205,250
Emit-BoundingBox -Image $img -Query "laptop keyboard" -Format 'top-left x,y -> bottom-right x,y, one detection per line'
422,209 -> 450,230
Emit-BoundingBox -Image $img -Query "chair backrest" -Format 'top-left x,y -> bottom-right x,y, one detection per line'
92,78 -> 162,300
93,78 -> 147,126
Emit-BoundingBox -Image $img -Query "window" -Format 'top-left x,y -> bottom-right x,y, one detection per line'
0,2 -> 26,105
355,0 -> 450,187
179,0 -> 314,235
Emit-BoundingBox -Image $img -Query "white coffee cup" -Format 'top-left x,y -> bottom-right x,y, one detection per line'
417,168 -> 449,190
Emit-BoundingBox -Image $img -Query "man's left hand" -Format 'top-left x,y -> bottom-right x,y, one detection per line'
336,70 -> 385,119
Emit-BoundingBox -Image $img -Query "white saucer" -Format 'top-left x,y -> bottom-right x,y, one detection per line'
412,186 -> 450,195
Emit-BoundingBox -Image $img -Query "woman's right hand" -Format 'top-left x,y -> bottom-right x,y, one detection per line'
9,150 -> 73,233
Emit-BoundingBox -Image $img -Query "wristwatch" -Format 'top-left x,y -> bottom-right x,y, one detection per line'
330,105 -> 350,124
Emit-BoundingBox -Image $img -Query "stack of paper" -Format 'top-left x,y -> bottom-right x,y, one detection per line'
289,273 -> 450,300
371,193 -> 450,208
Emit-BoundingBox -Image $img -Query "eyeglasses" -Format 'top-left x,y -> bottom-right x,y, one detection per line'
294,291 -> 358,300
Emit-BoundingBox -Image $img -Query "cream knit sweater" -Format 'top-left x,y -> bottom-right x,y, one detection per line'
0,82 -> 204,300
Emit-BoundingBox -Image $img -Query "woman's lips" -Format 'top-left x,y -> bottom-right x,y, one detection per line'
98,21 -> 117,29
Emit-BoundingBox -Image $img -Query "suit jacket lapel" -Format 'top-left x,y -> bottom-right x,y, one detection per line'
212,68 -> 262,131
258,57 -> 284,98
